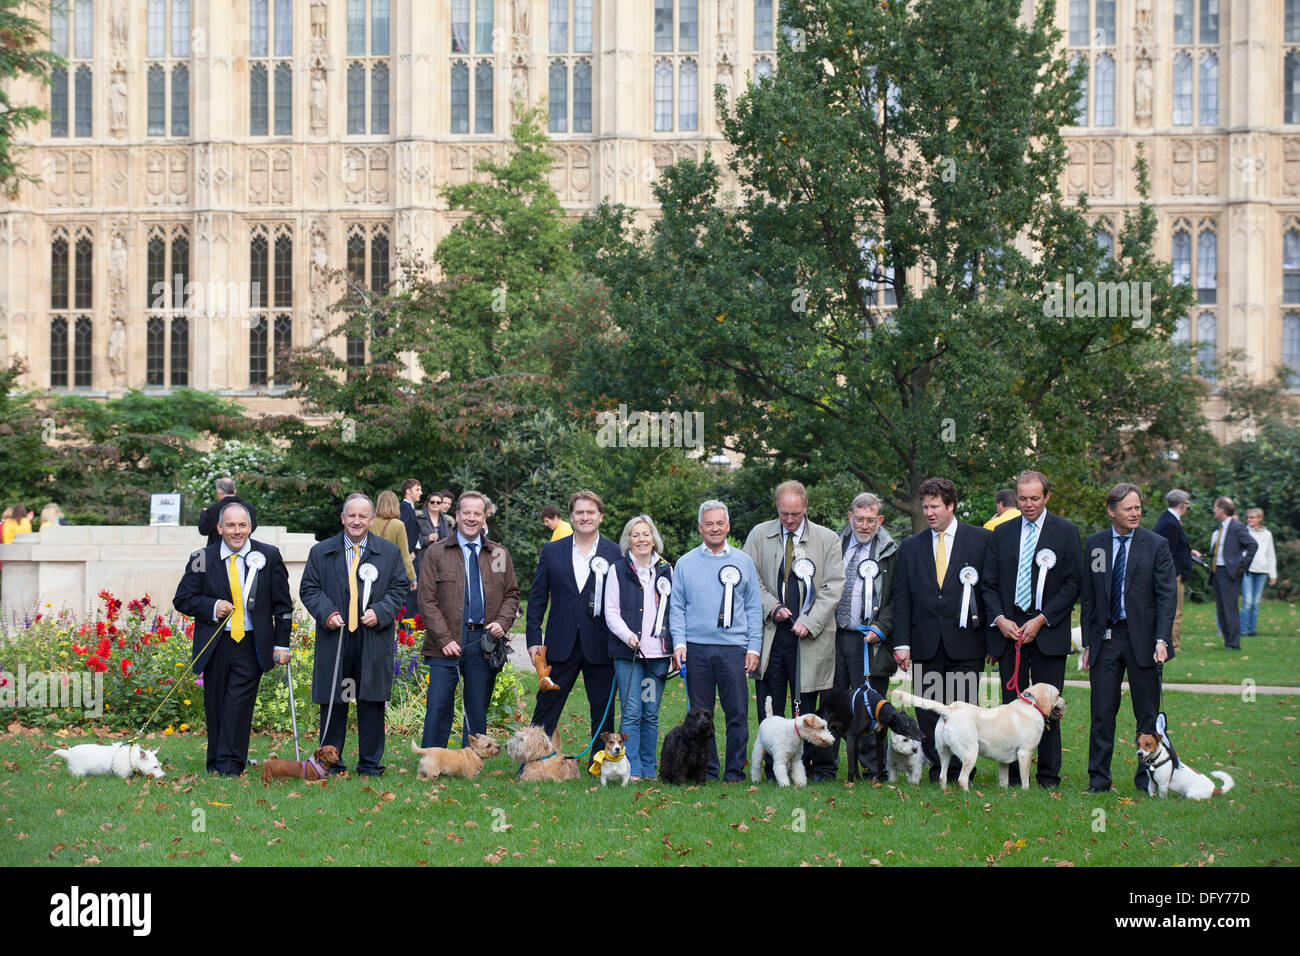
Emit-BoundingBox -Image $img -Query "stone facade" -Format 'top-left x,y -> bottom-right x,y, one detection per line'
0,1 -> 1295,438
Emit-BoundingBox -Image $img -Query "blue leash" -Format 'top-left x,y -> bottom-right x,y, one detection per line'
569,678 -> 618,761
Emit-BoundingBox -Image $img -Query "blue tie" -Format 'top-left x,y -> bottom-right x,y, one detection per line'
1110,535 -> 1129,622
467,543 -> 485,624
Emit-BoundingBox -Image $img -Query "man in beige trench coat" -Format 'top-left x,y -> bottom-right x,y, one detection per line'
743,480 -> 846,781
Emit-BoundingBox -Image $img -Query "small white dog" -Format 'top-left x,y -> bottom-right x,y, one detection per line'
594,731 -> 631,787
53,742 -> 165,779
1136,733 -> 1234,800
894,683 -> 1065,791
750,697 -> 837,787
885,728 -> 927,785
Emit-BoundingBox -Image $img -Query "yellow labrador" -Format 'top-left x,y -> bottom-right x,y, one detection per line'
892,683 -> 1064,791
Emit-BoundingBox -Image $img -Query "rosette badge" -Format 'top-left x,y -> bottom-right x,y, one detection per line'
589,556 -> 611,618
858,558 -> 880,622
717,565 -> 742,629
243,550 -> 267,608
653,575 -> 672,640
1034,548 -> 1057,610
791,557 -> 816,613
357,562 -> 380,613
957,565 -> 979,628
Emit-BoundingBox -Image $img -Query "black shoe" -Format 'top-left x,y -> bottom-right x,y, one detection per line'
1084,785 -> 1111,794
1038,781 -> 1059,790
810,773 -> 837,783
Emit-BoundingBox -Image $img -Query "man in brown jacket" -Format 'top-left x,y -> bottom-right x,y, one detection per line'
418,490 -> 520,748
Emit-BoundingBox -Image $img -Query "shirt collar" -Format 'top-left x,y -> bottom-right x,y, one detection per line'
783,519 -> 807,541
457,531 -> 483,549
1112,528 -> 1133,542
933,518 -> 956,538
1023,511 -> 1046,533
700,541 -> 731,556
344,535 -> 368,552
219,540 -> 252,560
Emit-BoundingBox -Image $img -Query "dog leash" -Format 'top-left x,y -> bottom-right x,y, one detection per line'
569,679 -> 618,761
128,611 -> 232,745
1005,638 -> 1037,709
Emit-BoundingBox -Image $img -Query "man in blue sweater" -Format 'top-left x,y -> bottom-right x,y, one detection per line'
668,500 -> 763,782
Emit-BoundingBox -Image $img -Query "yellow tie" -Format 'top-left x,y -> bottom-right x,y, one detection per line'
348,545 -> 361,631
227,554 -> 246,643
935,531 -> 948,586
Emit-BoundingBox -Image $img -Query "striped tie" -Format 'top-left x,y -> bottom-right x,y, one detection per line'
1015,521 -> 1037,612
1110,535 -> 1129,622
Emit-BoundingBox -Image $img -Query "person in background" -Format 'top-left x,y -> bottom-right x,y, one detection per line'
1241,508 -> 1277,637
438,490 -> 457,532
983,489 -> 1020,531
198,478 -> 258,546
39,503 -> 66,529
542,505 -> 573,541
604,514 -> 674,781
400,479 -> 423,577
373,490 -> 418,590
2,504 -> 34,543
1208,496 -> 1257,651
419,491 -> 453,547
1152,489 -> 1199,653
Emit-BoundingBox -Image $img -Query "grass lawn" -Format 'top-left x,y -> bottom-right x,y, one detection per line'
1148,599 -> 1300,688
2,664 -> 1296,867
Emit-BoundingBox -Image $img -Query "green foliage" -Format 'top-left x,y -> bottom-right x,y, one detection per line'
0,358 -> 57,514
570,0 -> 1202,532
0,0 -> 62,197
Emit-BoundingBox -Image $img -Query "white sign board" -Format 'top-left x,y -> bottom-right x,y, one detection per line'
150,493 -> 182,526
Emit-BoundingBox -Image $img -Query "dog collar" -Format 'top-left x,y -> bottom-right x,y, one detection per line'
1016,690 -> 1049,717
603,750 -> 625,762
305,756 -> 327,778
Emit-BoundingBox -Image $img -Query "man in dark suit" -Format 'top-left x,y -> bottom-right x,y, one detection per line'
1208,496 -> 1258,651
174,501 -> 291,776
400,478 -> 422,579
981,470 -> 1081,789
196,477 -> 258,547
526,489 -> 622,759
892,477 -> 992,783
418,490 -> 519,749
1081,482 -> 1177,794
1153,489 -> 1199,654
300,492 -> 409,777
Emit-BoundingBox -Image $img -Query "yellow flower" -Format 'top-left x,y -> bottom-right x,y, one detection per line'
176,662 -> 183,668
178,724 -> 189,732
164,725 -> 174,735
183,699 -> 191,706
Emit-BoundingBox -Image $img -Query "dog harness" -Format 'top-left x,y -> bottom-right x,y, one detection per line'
850,686 -> 889,733
303,756 -> 328,778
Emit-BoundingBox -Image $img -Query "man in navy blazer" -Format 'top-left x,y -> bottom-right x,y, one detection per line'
1153,489 -> 1198,653
1208,496 -> 1258,651
893,477 -> 992,783
981,470 -> 1081,788
1080,483 -> 1176,793
174,501 -> 292,776
526,490 -> 622,756
300,493 -> 410,777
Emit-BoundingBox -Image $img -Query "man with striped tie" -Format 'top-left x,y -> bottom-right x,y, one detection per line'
981,470 -> 1081,788
1080,483 -> 1176,794
173,502 -> 292,776
300,493 -> 410,777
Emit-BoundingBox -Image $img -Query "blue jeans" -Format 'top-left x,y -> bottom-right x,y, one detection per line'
685,642 -> 750,782
1241,572 -> 1267,634
421,629 -> 497,749
613,656 -> 669,777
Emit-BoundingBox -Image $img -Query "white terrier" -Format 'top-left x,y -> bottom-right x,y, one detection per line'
1136,733 -> 1234,800
53,742 -> 165,779
885,729 -> 926,785
750,697 -> 836,787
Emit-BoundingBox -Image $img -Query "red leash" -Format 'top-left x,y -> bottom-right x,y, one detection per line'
1005,638 -> 1039,710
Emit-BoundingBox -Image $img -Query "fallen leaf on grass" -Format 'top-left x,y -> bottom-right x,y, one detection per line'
54,808 -> 65,816
83,855 -> 100,865
208,800 -> 231,807
733,822 -> 750,832
1055,860 -> 1075,867
3,759 -> 18,771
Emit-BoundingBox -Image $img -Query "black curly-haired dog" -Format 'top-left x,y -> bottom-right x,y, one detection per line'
658,708 -> 716,784
818,683 -> 924,782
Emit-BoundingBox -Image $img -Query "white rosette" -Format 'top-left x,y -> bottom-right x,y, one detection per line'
791,556 -> 816,613
718,565 -> 742,629
243,550 -> 266,609
858,558 -> 880,623
1034,548 -> 1057,611
653,574 -> 672,640
589,555 -> 611,618
958,565 -> 979,628
358,562 -> 379,614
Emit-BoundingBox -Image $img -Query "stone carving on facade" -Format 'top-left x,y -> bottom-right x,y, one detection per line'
111,0 -> 128,52
272,149 -> 292,204
105,149 -> 129,202
1230,132 -> 1265,193
1283,139 -> 1300,197
71,151 -> 91,203
146,150 -> 166,203
311,0 -> 328,58
719,0 -> 735,46
1171,140 -> 1193,195
109,222 -> 128,301
450,146 -> 470,185
169,150 -> 189,203
511,61 -> 529,122
197,212 -> 212,245
1066,141 -> 1087,196
1092,141 -> 1114,197
369,149 -> 390,203
343,147 -> 366,202
571,145 -> 591,199
110,68 -> 128,137
549,146 -> 567,195
249,149 -> 269,203
1197,140 -> 1218,196
309,216 -> 330,334
513,0 -> 529,37
108,316 -> 127,384
209,144 -> 232,201
311,67 -> 328,135
1134,54 -> 1152,129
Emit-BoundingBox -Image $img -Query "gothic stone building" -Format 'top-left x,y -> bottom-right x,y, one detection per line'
0,1 -> 1297,432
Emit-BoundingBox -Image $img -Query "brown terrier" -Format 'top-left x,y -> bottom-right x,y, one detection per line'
410,734 -> 500,780
506,725 -> 581,782
261,745 -> 340,786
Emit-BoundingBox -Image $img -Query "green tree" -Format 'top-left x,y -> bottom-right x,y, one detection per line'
571,0 -> 1201,530
0,0 -> 62,196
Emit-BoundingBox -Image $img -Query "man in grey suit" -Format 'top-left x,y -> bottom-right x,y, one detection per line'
1208,496 -> 1258,651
